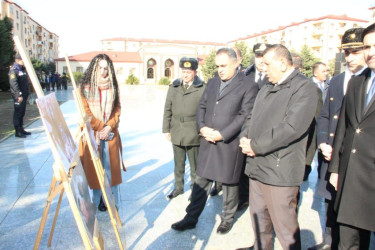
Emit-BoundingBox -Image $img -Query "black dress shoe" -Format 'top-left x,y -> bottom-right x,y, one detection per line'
167,190 -> 183,199
307,242 -> 331,250
15,131 -> 26,138
98,197 -> 107,212
216,220 -> 233,234
171,217 -> 197,231
237,200 -> 249,211
21,128 -> 31,135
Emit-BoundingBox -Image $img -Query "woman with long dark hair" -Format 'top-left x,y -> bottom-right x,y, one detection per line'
79,53 -> 125,211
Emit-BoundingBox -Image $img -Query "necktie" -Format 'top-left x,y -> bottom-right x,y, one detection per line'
183,84 -> 189,92
366,78 -> 375,107
258,72 -> 262,82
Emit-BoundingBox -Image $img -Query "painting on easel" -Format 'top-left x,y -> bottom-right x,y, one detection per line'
70,160 -> 97,239
36,93 -> 76,171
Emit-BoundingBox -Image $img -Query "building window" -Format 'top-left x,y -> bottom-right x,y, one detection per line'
164,59 -> 174,79
147,58 -> 156,79
16,23 -> 19,30
63,66 -> 68,73
76,67 -> 83,73
147,68 -> 154,79
16,11 -> 19,19
117,67 -> 123,75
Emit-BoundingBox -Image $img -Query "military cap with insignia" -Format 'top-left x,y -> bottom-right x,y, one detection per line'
341,28 -> 364,49
253,43 -> 271,56
179,57 -> 198,70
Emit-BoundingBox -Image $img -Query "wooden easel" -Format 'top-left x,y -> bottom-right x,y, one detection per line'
64,55 -> 124,249
13,36 -> 104,250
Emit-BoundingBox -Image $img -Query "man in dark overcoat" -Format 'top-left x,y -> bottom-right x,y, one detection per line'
171,48 -> 258,234
309,28 -> 367,250
328,23 -> 375,249
162,57 -> 205,199
240,44 -> 317,249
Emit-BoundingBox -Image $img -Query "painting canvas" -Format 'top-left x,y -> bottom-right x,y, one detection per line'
70,157 -> 97,239
36,93 -> 76,172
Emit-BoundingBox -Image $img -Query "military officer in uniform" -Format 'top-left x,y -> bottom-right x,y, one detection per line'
163,57 -> 205,199
245,43 -> 271,90
9,53 -> 31,138
309,28 -> 367,250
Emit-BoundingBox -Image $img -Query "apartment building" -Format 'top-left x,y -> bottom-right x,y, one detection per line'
227,15 -> 368,64
0,0 -> 59,63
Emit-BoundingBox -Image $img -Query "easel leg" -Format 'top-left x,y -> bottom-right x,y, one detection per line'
33,176 -> 57,250
47,188 -> 65,247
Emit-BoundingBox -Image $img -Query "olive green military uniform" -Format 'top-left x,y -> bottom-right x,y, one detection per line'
162,75 -> 205,192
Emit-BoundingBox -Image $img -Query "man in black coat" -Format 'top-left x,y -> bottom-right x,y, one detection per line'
240,44 -> 317,249
171,48 -> 258,234
328,23 -> 375,249
309,27 -> 367,250
9,53 -> 31,138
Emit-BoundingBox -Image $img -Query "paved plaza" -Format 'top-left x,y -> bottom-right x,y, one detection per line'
0,85 -> 373,250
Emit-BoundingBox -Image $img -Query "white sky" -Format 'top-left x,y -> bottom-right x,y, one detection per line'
15,0 -> 375,57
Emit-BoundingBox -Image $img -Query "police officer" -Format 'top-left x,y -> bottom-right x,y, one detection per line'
9,53 -> 31,138
245,43 -> 271,89
162,57 -> 205,199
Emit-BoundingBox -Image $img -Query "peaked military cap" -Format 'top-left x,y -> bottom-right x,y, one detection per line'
341,28 -> 364,49
179,57 -> 198,70
15,53 -> 22,60
253,43 -> 271,55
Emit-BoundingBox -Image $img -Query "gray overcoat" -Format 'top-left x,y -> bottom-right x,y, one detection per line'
196,72 -> 258,184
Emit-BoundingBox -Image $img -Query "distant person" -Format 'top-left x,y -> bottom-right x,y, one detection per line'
162,57 -> 205,199
328,23 -> 375,250
171,48 -> 258,234
9,53 -> 31,138
79,54 -> 126,211
61,72 -> 68,90
309,27 -> 367,250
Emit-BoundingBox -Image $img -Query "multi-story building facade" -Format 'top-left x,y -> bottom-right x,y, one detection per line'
56,13 -> 370,84
0,0 -> 59,63
227,15 -> 368,64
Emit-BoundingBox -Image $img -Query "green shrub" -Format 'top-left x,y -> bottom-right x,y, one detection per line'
126,74 -> 140,85
73,72 -> 83,85
158,77 -> 171,85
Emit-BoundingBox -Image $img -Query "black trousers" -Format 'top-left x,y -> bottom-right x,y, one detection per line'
13,97 -> 27,128
186,175 -> 239,224
339,223 -> 370,250
238,161 -> 249,203
323,198 -> 339,250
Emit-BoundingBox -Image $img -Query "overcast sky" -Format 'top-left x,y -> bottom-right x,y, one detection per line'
15,0 -> 374,57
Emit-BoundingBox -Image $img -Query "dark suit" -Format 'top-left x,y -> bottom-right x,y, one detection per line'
186,71 -> 258,224
315,72 -> 345,249
329,68 -> 375,248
